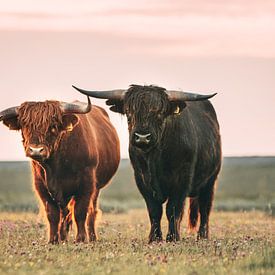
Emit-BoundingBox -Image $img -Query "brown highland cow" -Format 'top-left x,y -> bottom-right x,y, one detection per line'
0,97 -> 120,243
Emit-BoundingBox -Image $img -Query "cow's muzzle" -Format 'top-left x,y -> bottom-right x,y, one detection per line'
134,132 -> 151,144
132,132 -> 154,150
26,144 -> 49,161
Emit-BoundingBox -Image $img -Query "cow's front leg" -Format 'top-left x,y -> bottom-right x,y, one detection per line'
166,196 -> 185,242
74,195 -> 90,242
34,176 -> 60,244
45,201 -> 60,244
134,171 -> 163,243
144,197 -> 163,243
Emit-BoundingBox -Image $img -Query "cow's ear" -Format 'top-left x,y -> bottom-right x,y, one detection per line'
106,99 -> 125,114
2,117 -> 20,130
169,101 -> 186,116
61,114 -> 79,132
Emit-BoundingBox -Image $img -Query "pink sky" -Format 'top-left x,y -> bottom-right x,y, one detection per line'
0,0 -> 275,160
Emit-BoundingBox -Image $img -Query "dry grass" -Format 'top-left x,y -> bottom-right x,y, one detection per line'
0,210 -> 274,275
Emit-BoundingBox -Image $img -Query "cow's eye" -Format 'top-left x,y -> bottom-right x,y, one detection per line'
127,115 -> 131,123
51,127 -> 56,134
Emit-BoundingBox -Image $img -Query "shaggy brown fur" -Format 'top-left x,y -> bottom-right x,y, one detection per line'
1,101 -> 120,244
18,101 -> 63,140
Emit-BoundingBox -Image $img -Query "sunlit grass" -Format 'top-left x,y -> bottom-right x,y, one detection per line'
0,210 -> 274,275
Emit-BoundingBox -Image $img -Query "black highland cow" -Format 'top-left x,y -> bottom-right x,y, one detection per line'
73,84 -> 222,242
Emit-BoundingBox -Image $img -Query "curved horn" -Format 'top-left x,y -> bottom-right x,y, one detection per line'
60,96 -> 92,114
166,90 -> 217,101
72,85 -> 126,101
0,106 -> 19,121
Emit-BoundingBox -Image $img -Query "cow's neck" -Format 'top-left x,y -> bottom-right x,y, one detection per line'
131,147 -> 165,202
34,147 -> 71,208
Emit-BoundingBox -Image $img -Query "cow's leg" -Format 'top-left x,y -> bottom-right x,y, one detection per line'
145,197 -> 163,243
166,195 -> 185,242
59,206 -> 72,242
87,190 -> 99,241
34,178 -> 60,244
197,176 -> 216,239
74,170 -> 96,243
134,172 -> 163,243
74,194 -> 90,242
45,201 -> 60,244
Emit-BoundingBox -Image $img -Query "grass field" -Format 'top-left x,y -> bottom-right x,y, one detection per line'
0,210 -> 274,275
0,157 -> 274,213
0,157 -> 274,274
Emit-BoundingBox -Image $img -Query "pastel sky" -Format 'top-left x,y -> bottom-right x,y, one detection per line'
0,0 -> 275,160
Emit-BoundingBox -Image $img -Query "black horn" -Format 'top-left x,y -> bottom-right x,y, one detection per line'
60,96 -> 92,114
166,90 -> 217,101
0,106 -> 19,121
72,85 -> 126,101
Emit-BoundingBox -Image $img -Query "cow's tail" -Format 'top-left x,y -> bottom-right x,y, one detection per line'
188,197 -> 199,231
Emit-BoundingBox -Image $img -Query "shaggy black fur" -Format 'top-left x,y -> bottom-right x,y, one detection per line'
110,84 -> 221,242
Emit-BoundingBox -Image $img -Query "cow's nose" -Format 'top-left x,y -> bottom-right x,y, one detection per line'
29,146 -> 44,155
27,145 -> 46,158
134,132 -> 151,144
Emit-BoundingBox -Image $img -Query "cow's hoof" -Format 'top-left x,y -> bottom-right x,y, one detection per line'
48,239 -> 59,245
197,226 -> 209,240
148,236 -> 163,244
75,234 -> 86,243
197,232 -> 209,240
148,232 -> 163,243
166,233 -> 180,242
59,231 -> 68,242
89,234 -> 97,242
